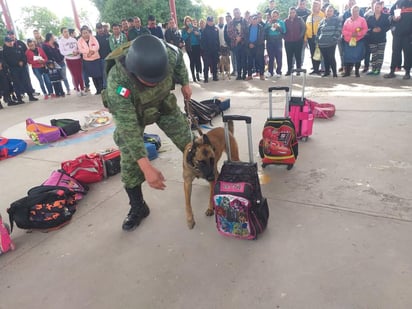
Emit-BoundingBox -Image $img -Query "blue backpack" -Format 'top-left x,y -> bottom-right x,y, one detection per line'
0,137 -> 27,160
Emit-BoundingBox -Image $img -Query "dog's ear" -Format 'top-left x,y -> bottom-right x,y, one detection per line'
202,134 -> 212,146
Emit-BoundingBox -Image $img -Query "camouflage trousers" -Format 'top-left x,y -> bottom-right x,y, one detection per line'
115,105 -> 192,188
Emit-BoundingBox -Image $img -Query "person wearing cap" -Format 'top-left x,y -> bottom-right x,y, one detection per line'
102,34 -> 192,231
3,36 -> 38,103
6,30 -> 39,97
200,16 -> 220,82
146,15 -> 164,39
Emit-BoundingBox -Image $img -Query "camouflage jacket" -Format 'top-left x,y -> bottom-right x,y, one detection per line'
103,40 -> 189,161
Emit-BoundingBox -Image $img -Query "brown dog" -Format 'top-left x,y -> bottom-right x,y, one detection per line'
183,121 -> 239,229
219,46 -> 231,80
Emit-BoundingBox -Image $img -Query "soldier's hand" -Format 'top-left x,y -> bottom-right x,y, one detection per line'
138,157 -> 166,190
144,167 -> 166,190
181,84 -> 192,101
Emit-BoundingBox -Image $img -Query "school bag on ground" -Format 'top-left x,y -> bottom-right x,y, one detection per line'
0,137 -> 27,160
100,148 -> 121,177
287,69 -> 314,141
61,153 -> 105,184
0,214 -> 15,254
36,169 -> 89,201
26,118 -> 63,145
144,133 -> 161,150
50,118 -> 82,136
213,115 -> 269,240
7,186 -> 77,232
259,87 -> 298,170
185,98 -> 222,125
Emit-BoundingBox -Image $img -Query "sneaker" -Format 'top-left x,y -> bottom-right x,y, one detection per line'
285,71 -> 291,76
264,72 -> 272,78
403,73 -> 411,80
384,72 -> 396,79
245,76 -> 253,80
51,94 -> 57,98
373,70 -> 380,75
274,73 -> 281,78
77,91 -> 82,97
29,96 -> 39,102
66,90 -> 71,95
32,92 -> 40,96
81,91 -> 87,96
366,71 -> 375,75
44,95 -> 49,100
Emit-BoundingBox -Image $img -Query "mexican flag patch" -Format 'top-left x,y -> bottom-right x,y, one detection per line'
116,86 -> 130,98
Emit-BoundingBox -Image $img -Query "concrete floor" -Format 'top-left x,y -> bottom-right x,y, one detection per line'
0,71 -> 411,309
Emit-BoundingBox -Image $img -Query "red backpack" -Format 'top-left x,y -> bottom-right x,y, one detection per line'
61,153 -> 104,184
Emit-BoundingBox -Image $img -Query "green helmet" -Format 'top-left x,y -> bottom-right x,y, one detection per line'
125,34 -> 169,84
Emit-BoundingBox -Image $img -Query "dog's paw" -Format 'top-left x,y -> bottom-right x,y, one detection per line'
205,208 -> 214,216
187,219 -> 196,229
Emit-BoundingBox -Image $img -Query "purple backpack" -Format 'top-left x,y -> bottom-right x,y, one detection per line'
39,169 -> 89,201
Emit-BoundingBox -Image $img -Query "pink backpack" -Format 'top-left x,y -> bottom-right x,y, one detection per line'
0,214 -> 15,255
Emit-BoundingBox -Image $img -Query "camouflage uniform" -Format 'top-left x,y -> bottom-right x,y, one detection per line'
103,41 -> 192,188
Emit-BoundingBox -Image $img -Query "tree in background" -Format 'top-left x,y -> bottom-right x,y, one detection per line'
21,6 -> 61,35
92,0 -> 208,28
257,0 -> 301,20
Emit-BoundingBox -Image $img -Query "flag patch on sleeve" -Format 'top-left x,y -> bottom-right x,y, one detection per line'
116,86 -> 131,98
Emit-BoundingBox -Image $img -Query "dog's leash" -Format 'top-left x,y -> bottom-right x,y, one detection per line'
185,99 -> 203,136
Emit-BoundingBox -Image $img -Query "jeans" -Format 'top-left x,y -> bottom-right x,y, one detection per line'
32,67 -> 53,95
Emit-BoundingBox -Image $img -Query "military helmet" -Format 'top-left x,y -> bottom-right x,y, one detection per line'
125,34 -> 169,84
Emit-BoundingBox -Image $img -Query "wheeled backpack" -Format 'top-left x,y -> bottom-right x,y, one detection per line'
259,87 -> 298,170
213,115 -> 269,240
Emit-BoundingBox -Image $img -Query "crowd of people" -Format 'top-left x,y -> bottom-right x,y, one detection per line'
0,0 -> 411,109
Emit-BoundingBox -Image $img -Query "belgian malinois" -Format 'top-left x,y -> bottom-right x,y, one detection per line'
183,121 -> 239,229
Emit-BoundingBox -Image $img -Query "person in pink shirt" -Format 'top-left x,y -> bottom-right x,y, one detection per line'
341,5 -> 368,77
77,26 -> 103,94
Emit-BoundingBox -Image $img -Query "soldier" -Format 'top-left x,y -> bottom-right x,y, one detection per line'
103,35 -> 192,231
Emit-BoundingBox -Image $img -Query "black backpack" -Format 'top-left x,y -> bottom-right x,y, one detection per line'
50,118 -> 82,136
185,99 -> 222,125
7,186 -> 77,232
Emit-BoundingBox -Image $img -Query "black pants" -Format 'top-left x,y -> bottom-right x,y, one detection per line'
390,35 -> 412,73
187,45 -> 202,75
247,45 -> 265,76
10,66 -> 33,97
285,41 -> 303,73
320,45 -> 337,75
203,51 -> 219,81
52,81 -> 64,96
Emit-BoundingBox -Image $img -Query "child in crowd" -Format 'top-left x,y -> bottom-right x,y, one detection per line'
45,60 -> 64,97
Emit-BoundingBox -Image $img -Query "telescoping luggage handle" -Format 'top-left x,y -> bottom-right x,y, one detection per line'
268,86 -> 290,118
290,68 -> 307,100
222,115 -> 254,163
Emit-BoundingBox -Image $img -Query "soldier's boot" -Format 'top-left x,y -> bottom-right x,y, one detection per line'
122,185 -> 150,231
